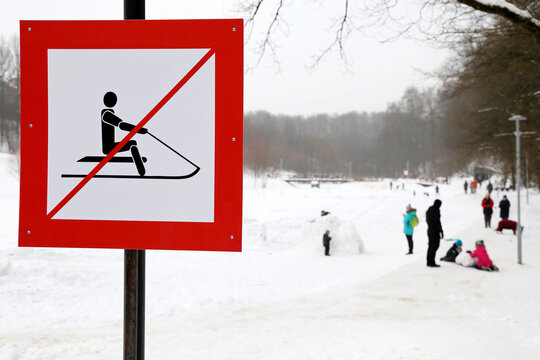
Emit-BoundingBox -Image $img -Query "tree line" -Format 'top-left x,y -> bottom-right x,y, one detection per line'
0,36 -> 19,154
244,86 -> 443,179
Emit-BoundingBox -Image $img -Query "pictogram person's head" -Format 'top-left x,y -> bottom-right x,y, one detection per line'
103,91 -> 117,108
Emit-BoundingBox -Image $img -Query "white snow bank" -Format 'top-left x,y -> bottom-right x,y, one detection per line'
0,254 -> 13,276
301,214 -> 365,255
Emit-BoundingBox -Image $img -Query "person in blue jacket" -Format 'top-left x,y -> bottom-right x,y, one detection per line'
403,204 -> 417,255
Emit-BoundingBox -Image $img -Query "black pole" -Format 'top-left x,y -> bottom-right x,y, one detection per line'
124,0 -> 145,20
123,3 -> 145,360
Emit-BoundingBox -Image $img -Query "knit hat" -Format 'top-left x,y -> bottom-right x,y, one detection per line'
406,204 -> 412,210
475,240 -> 485,247
455,240 -> 463,247
324,230 -> 330,235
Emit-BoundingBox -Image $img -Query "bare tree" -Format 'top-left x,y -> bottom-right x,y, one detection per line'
238,0 -> 540,66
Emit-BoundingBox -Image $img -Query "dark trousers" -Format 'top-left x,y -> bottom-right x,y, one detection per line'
406,234 -> 413,253
324,244 -> 330,256
484,213 -> 492,228
427,232 -> 440,266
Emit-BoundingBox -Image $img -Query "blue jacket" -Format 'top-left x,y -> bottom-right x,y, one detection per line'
403,210 -> 416,236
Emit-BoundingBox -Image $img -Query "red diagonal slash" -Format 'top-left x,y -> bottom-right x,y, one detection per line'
48,48 -> 215,219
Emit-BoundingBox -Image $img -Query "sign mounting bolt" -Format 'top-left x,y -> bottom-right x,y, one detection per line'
27,230 -> 31,234
232,137 -> 236,142
232,27 -> 236,32
29,124 -> 33,128
28,27 -> 31,32
230,235 -> 234,239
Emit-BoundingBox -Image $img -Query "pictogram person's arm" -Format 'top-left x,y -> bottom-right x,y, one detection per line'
102,110 -> 148,134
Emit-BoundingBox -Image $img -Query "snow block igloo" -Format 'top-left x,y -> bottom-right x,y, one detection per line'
301,214 -> 365,255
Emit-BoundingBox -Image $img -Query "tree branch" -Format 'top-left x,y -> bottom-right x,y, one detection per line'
309,0 -> 352,69
457,0 -> 540,36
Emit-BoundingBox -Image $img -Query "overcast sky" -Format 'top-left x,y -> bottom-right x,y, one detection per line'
0,0 -> 450,116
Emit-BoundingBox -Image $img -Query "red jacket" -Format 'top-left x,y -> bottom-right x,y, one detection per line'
481,198 -> 494,209
470,246 -> 493,268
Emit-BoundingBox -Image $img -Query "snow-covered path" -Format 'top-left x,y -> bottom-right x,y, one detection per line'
1,163 -> 539,359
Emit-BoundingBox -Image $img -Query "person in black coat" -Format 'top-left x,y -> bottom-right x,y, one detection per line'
499,195 -> 510,220
323,230 -> 332,256
426,199 -> 444,267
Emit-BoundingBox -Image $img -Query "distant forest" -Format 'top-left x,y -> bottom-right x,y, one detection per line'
1,18 -> 539,187
244,87 -> 443,179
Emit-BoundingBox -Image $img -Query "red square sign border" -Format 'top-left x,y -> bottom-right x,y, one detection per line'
19,20 -> 243,251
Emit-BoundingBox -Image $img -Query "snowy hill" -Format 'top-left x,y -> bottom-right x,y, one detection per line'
1,164 -> 540,359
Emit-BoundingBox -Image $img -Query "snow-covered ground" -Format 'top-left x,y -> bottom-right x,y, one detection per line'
1,155 -> 540,359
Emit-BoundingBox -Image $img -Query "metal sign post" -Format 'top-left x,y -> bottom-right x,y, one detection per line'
123,3 -> 145,360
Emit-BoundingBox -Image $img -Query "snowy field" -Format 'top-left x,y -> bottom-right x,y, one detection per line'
1,153 -> 540,359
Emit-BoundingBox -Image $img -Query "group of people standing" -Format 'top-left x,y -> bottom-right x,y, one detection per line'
402,199 -> 443,267
402,187 -> 512,267
481,193 -> 510,228
464,179 -> 479,194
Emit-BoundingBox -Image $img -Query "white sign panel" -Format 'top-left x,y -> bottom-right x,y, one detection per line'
47,49 -> 215,222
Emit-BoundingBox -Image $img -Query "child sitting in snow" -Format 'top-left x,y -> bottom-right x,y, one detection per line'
469,240 -> 499,272
440,240 -> 462,262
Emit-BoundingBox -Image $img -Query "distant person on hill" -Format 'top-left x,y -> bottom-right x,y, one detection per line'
440,240 -> 462,262
321,210 -> 331,217
499,195 -> 510,220
403,204 -> 418,255
469,240 -> 499,271
481,194 -> 494,228
426,199 -> 444,267
487,181 -> 493,195
471,179 -> 478,194
464,180 -> 468,194
323,230 -> 332,256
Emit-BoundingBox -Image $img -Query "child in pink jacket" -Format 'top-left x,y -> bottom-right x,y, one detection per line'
469,240 -> 499,271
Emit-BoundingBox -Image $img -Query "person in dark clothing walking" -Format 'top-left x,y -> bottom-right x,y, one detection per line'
426,199 -> 443,267
481,194 -> 494,228
464,181 -> 468,194
499,195 -> 510,220
323,230 -> 332,256
487,182 -> 493,195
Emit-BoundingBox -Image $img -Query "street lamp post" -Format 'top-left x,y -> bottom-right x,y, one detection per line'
509,115 -> 526,265
525,154 -> 529,205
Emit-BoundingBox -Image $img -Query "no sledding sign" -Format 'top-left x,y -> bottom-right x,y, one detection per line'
19,20 -> 243,251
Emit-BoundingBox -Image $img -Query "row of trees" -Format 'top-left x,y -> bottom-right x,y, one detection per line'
437,14 -> 540,186
245,86 -> 444,179
0,36 -> 20,154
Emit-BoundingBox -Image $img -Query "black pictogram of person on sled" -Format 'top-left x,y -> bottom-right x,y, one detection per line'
61,91 -> 200,179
